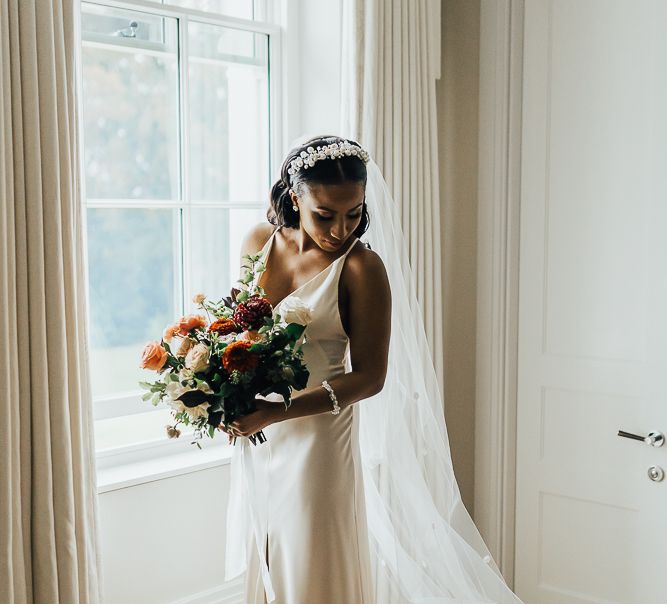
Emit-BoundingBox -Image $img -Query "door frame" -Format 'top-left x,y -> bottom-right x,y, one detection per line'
474,0 -> 525,587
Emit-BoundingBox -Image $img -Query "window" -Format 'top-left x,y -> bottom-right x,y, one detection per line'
80,0 -> 278,458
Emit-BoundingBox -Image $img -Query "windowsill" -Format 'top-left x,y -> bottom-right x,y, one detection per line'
96,440 -> 233,493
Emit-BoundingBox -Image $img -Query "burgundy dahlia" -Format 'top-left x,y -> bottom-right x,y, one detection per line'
233,296 -> 272,330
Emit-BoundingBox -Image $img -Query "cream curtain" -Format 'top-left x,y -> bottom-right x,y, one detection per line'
0,1 -> 104,602
340,0 -> 444,396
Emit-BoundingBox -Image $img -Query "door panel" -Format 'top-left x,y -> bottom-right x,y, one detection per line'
515,1 -> 667,602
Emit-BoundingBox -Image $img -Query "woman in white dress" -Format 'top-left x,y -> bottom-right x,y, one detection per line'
222,136 -> 525,604
222,135 -> 390,603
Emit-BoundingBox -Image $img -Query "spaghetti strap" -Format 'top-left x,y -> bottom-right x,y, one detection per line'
258,225 -> 281,257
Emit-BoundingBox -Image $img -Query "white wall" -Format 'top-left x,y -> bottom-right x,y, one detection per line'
99,465 -> 240,604
97,4 -> 344,603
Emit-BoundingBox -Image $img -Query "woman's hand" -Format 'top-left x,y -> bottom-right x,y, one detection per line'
219,399 -> 280,443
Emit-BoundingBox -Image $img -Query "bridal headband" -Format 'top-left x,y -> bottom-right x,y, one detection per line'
287,140 -> 370,178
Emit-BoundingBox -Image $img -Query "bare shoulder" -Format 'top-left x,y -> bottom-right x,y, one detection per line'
341,239 -> 391,380
240,221 -> 276,257
342,239 -> 390,295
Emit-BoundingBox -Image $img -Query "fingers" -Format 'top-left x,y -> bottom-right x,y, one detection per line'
219,424 -> 236,443
220,421 -> 252,439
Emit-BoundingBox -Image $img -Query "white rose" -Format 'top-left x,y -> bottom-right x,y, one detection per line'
167,399 -> 211,421
278,296 -> 313,326
184,343 -> 211,372
165,379 -> 213,402
165,379 -> 213,421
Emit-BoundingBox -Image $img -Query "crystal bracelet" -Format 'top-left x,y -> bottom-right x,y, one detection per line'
321,380 -> 340,415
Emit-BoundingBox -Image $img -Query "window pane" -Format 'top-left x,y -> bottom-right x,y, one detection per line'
188,22 -> 269,202
164,0 -> 257,20
188,207 -> 266,305
81,4 -> 179,200
82,3 -> 175,46
87,208 -> 180,398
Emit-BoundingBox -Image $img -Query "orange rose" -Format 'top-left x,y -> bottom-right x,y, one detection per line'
140,341 -> 168,371
175,314 -> 207,336
221,340 -> 259,373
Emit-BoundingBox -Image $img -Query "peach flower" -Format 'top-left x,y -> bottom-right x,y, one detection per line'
237,330 -> 266,343
163,324 -> 178,342
176,314 -> 207,336
140,341 -> 168,371
176,337 -> 195,358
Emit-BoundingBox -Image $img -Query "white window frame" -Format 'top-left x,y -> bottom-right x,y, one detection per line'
78,0 -> 286,483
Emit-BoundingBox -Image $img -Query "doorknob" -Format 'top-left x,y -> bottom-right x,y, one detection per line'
648,466 -> 665,482
617,429 -> 664,448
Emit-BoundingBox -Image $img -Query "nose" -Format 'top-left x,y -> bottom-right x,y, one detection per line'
330,219 -> 346,241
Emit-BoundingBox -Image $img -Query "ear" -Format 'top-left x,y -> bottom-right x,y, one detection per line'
289,189 -> 298,203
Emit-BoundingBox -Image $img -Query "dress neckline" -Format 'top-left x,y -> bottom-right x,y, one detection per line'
257,225 -> 358,309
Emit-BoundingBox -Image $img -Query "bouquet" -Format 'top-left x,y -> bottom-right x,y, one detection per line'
138,252 -> 311,447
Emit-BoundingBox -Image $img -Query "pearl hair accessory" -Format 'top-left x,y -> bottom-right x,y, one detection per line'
321,379 -> 340,415
287,140 -> 370,179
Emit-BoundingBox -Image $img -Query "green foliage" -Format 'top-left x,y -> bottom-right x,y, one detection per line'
285,323 -> 306,341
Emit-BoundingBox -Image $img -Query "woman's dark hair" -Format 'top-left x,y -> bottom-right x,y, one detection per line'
267,135 -> 370,237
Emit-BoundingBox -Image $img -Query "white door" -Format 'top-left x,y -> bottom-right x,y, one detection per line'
514,1 -> 667,602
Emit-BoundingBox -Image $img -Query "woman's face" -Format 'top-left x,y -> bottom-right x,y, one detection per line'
290,181 -> 366,252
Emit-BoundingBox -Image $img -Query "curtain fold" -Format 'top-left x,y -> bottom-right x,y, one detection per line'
1,1 -> 104,602
341,0 -> 445,397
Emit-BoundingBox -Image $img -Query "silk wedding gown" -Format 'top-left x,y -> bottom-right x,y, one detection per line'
226,226 -> 375,604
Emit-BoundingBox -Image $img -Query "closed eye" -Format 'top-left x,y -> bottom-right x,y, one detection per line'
315,213 -> 362,222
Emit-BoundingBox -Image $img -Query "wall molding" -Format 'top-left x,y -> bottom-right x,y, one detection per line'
475,0 -> 524,587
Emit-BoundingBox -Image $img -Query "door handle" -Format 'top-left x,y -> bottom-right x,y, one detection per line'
617,429 -> 664,448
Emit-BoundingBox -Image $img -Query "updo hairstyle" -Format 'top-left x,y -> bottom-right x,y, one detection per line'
267,135 -> 370,237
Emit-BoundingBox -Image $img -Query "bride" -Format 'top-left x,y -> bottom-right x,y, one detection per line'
221,135 -> 524,604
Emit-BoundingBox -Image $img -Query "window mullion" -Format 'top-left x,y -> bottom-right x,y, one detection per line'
179,13 -> 190,316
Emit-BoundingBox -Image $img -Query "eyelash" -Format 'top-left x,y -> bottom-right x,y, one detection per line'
316,213 -> 362,222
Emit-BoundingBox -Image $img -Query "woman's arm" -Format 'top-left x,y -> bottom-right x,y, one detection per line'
238,221 -> 275,275
268,246 -> 392,423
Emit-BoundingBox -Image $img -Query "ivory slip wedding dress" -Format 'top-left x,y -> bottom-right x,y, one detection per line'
225,225 -> 375,604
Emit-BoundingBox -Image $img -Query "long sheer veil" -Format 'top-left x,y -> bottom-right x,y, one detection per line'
224,143 -> 525,603
357,158 -> 524,602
